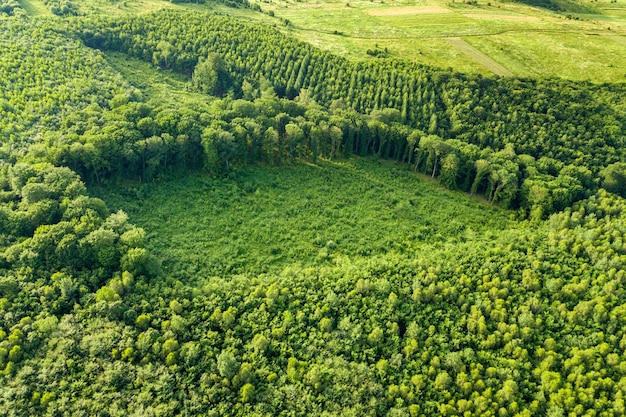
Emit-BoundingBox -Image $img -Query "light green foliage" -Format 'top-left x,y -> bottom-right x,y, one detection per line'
95,286 -> 120,302
262,0 -> 626,82
368,326 -> 384,345
319,317 -> 333,332
162,338 -> 179,355
136,314 -> 151,329
239,382 -> 255,403
169,299 -> 183,314
250,334 -> 269,354
121,247 -> 159,276
2,3 -> 626,417
217,350 -> 239,379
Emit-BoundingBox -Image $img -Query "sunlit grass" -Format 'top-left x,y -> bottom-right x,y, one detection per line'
96,158 -> 512,281
104,51 -> 212,109
254,0 -> 626,81
17,0 -> 53,16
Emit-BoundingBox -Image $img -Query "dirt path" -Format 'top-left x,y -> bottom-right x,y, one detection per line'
447,37 -> 513,76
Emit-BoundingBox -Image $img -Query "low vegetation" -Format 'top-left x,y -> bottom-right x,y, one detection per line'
258,0 -> 626,82
96,158 -> 511,279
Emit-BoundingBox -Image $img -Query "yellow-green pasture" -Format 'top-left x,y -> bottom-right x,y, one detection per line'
257,0 -> 626,82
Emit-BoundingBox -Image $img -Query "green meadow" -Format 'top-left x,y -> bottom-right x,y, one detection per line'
96,158 -> 511,281
260,0 -> 626,81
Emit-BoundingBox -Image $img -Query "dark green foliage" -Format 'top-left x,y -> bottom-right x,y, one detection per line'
73,10 -> 626,173
43,0 -> 79,16
172,0 -> 251,7
601,162 -> 626,198
192,53 -> 232,96
215,0 -> 251,8
0,0 -> 21,15
511,0 -> 562,11
2,6 -> 626,416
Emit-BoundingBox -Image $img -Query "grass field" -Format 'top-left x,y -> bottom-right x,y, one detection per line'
447,36 -> 514,76
96,158 -> 512,281
103,52 -> 213,109
256,0 -> 626,82
17,0 -> 52,16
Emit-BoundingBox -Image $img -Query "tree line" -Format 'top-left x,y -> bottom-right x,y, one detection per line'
35,88 -> 607,220
2,15 -> 625,219
74,10 -> 625,172
63,10 -> 625,218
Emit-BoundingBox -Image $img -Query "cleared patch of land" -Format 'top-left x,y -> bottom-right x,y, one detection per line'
447,37 -> 514,76
98,158 -> 510,279
17,0 -> 52,16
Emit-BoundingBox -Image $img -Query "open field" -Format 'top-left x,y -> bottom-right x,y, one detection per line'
255,0 -> 626,82
17,0 -> 52,16
97,158 -> 511,280
447,36 -> 514,76
464,29 -> 626,80
604,33 -> 626,45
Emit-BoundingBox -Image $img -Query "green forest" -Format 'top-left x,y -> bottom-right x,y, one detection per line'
1,0 -> 626,415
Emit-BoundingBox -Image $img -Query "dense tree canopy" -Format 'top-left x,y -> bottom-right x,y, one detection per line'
74,10 -> 626,171
1,5 -> 626,417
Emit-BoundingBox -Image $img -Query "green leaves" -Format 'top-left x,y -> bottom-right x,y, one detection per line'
192,54 -> 232,97
601,162 -> 626,198
217,350 -> 239,380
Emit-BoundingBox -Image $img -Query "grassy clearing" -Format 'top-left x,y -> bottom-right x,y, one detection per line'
17,0 -> 52,16
104,51 -> 212,109
465,30 -> 626,82
96,158 -> 512,281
